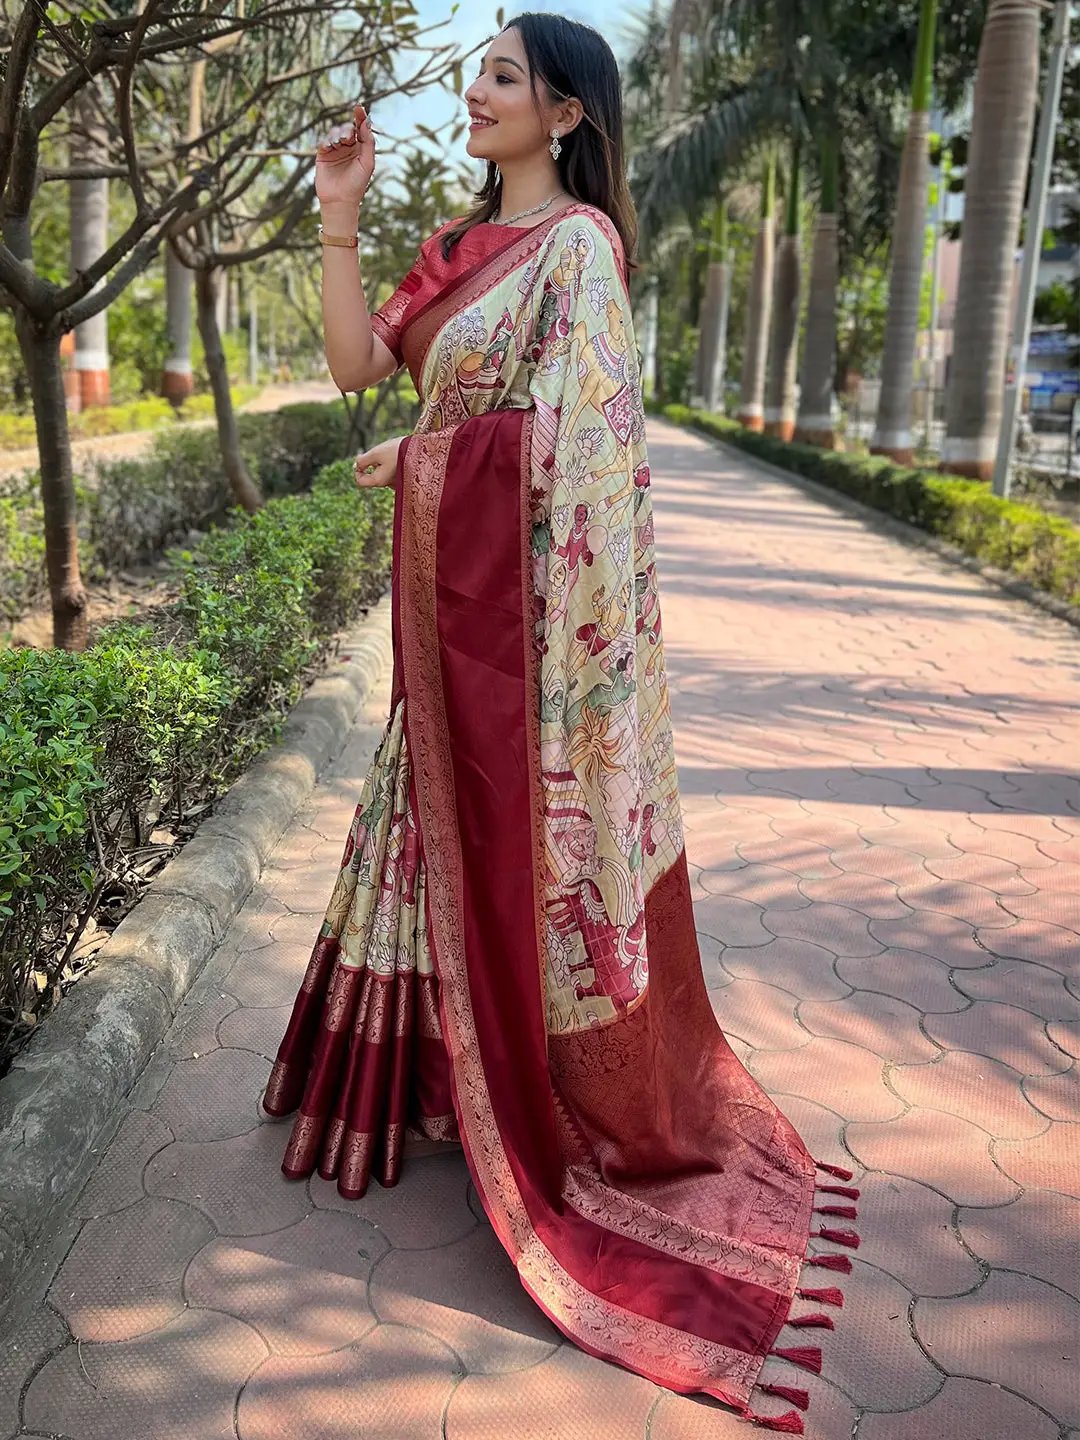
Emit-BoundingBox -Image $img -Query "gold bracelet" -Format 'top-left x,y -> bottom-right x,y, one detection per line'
318,224 -> 359,248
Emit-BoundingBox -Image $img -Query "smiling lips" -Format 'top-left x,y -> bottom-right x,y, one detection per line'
469,114 -> 497,127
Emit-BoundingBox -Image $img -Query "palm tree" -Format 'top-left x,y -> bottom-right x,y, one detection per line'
942,0 -> 1042,477
795,133 -> 840,446
739,155 -> 775,430
692,202 -> 732,411
764,140 -> 801,439
870,0 -> 937,462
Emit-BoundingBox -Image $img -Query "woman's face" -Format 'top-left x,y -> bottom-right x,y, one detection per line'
464,27 -> 556,164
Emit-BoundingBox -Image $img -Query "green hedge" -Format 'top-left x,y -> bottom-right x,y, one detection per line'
0,386 -> 259,451
0,399 -> 358,624
654,402 -> 1080,609
0,457 -> 393,1069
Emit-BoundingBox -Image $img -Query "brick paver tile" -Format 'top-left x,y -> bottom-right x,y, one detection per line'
830,844 -> 933,891
24,1308 -> 266,1440
958,1189 -> 1080,1301
222,913 -> 322,1009
858,1376 -> 1060,1440
953,958 -> 1080,1024
798,993 -> 940,1063
51,1196 -> 214,1342
693,893 -> 776,948
867,912 -> 990,967
798,868 -> 911,919
652,1372 -> 857,1439
1000,887 -> 1080,933
890,1051 -> 1049,1139
975,917 -> 1078,973
721,937 -> 851,1000
846,1110 -> 1020,1205
186,1210 -> 385,1355
165,984 -> 237,1060
0,1304 -> 67,1435
217,1003 -> 294,1060
444,1340 -> 656,1440
993,1122 -> 1080,1197
699,863 -> 810,911
834,947 -> 967,1014
74,1109 -> 174,1218
227,885 -> 291,955
763,902 -> 883,957
260,860 -> 342,915
924,851 -> 1038,895
709,977 -> 811,1052
154,1048 -> 271,1142
371,1227 -> 560,1372
815,1260 -> 941,1411
237,1322 -> 458,1440
309,1150 -> 476,1249
1049,1019 -> 1080,1060
144,1124 -> 312,1234
915,1270 -> 1079,1426
924,1001 -> 1068,1076
750,1036 -> 899,1121
770,1094 -> 862,1180
853,1173 -> 981,1296
1023,1063 -> 1080,1122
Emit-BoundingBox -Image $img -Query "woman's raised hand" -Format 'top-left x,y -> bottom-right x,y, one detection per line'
316,103 -> 376,215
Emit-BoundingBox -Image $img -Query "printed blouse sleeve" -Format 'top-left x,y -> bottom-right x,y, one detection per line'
370,245 -> 428,367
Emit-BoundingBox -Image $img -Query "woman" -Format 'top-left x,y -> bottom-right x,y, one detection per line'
263,14 -> 857,1433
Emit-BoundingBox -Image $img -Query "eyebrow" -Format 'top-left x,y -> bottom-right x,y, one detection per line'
481,53 -> 526,73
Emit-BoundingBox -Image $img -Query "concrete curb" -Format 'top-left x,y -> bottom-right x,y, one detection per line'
0,595 -> 393,1312
657,416 -> 1080,633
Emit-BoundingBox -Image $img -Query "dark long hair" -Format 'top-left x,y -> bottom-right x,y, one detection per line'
441,13 -> 638,270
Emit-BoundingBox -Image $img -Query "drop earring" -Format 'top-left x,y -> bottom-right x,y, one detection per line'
549,128 -> 562,161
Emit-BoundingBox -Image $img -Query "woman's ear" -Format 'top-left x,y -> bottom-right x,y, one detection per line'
556,98 -> 584,135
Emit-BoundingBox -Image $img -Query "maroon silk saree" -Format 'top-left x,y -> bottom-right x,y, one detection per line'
263,204 -> 858,1432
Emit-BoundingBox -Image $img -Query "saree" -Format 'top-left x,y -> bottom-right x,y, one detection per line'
263,203 -> 858,1432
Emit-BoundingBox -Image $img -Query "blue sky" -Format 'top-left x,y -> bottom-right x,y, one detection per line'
372,0 -> 645,184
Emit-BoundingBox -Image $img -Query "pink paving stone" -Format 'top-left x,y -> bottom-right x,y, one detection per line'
154,1048 -> 272,1142
853,1173 -> 980,1297
144,1124 -> 312,1235
736,836 -> 846,881
651,1372 -> 857,1439
770,1094 -> 862,1179
0,1304 -> 67,1435
699,863 -> 810,911
370,1226 -> 560,1373
237,1322 -> 458,1440
976,917 -> 1078,973
749,1036 -> 899,1122
898,880 -> 1015,931
708,977 -> 812,1052
165,985 -> 237,1060
444,1339 -> 657,1440
812,1260 -> 942,1411
835,947 -> 968,1014
954,823 -> 1063,871
925,850 -> 1038,895
892,1050 -> 1048,1139
217,1003 -> 293,1060
858,1376 -> 1059,1440
721,937 -> 852,1001
994,1123 -> 1080,1198
961,1189 -> 1080,1302
915,1270 -> 1080,1426
185,1210 -> 385,1355
924,1001 -> 1068,1076
51,1196 -> 214,1342
74,1108 -> 174,1218
1001,887 -> 1080,933
1049,1019 -> 1080,1059
24,1307 -> 267,1440
955,958 -> 1080,1024
692,893 -> 775,948
797,993 -> 940,1063
309,1150 -> 477,1249
763,902 -> 881,958
798,869 -> 910,919
227,886 -> 291,955
262,861 -> 342,915
846,1109 -> 1021,1206
223,917 -> 320,1009
1024,1063 -> 1080,1122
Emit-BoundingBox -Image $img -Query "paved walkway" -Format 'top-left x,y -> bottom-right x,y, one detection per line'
3,417 -> 1078,1439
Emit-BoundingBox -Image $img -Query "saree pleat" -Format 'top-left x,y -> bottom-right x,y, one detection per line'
264,203 -> 854,1432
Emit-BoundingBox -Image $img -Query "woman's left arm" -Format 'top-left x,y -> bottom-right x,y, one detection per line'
354,435 -> 405,489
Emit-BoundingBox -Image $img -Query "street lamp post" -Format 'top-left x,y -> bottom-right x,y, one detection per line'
992,0 -> 1072,498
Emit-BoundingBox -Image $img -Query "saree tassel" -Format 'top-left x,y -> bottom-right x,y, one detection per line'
816,1183 -> 861,1200
770,1345 -> 823,1374
814,1226 -> 860,1249
746,1408 -> 804,1433
797,1286 -> 844,1307
815,1204 -> 858,1219
815,1160 -> 855,1180
808,1252 -> 852,1273
786,1312 -> 835,1330
760,1384 -> 810,1411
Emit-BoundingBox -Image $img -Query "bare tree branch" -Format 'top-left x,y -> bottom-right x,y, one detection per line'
0,0 -> 41,198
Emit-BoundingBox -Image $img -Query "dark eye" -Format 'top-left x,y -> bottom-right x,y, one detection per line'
496,73 -> 513,83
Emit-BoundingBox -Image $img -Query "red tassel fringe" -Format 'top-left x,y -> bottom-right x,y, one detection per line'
816,1183 -> 861,1200
747,1409 -> 805,1433
814,1226 -> 860,1248
771,1345 -> 823,1373
815,1204 -> 858,1219
815,1160 -> 854,1180
808,1252 -> 852,1272
798,1286 -> 844,1307
760,1384 -> 810,1412
787,1312 -> 835,1330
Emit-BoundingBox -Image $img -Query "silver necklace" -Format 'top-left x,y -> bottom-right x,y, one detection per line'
493,189 -> 568,226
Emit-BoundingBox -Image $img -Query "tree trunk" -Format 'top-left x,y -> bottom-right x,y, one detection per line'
765,141 -> 801,441
871,0 -> 937,463
739,156 -> 775,431
194,265 -> 263,512
796,136 -> 840,448
162,244 -> 195,405
693,204 -> 731,413
69,92 -> 110,409
18,318 -> 89,650
942,0 -> 1041,479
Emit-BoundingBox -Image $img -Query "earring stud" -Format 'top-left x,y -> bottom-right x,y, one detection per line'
549,128 -> 562,161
